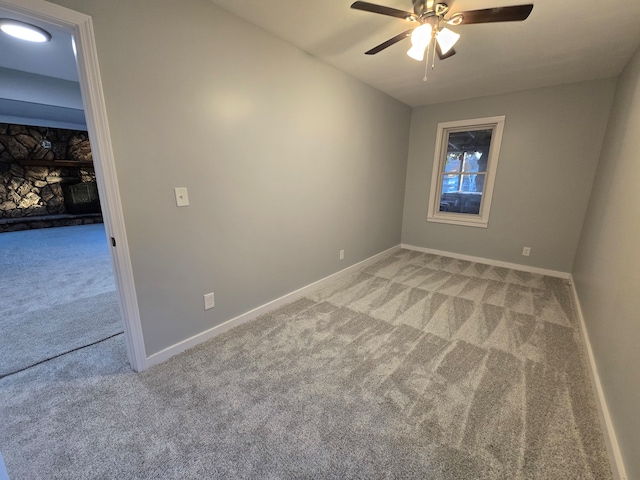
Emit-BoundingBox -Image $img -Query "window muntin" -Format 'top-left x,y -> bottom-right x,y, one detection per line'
427,117 -> 505,228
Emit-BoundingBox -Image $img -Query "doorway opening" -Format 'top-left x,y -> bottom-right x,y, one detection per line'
0,0 -> 146,372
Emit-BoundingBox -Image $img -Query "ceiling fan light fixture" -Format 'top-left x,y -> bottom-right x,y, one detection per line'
0,18 -> 51,43
435,27 -> 460,55
407,23 -> 432,61
410,23 -> 433,48
407,44 -> 427,61
352,0 -> 534,69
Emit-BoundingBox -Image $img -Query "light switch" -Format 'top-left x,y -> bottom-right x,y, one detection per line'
174,187 -> 189,207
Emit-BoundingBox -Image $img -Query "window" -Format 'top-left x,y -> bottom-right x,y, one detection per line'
427,116 -> 505,228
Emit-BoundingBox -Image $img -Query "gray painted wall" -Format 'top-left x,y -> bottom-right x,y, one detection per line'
0,67 -> 86,129
401,80 -> 615,272
50,0 -> 411,355
573,45 -> 640,480
0,67 -> 83,109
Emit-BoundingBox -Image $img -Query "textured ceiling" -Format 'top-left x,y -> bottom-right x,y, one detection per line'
0,6 -> 77,82
1,1 -> 640,108
208,0 -> 640,106
0,6 -> 83,128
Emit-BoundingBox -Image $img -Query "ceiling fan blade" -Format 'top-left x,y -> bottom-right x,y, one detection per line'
436,45 -> 456,60
456,4 -> 533,24
351,1 -> 416,21
365,29 -> 413,55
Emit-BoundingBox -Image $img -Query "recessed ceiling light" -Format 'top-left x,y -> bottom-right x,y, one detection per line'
0,19 -> 51,43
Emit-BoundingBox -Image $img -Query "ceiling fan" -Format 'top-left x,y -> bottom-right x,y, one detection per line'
351,0 -> 533,62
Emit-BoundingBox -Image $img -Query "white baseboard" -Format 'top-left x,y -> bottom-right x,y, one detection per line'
569,275 -> 628,480
400,244 -> 571,279
146,245 -> 401,368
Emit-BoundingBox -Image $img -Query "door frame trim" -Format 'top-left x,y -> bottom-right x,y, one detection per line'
0,0 -> 147,371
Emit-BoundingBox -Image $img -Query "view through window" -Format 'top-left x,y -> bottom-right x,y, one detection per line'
428,116 -> 505,227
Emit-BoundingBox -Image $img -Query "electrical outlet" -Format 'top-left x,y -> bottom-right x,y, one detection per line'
522,247 -> 531,256
339,249 -> 345,260
204,292 -> 215,310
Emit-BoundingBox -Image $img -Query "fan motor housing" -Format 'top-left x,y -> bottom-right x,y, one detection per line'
413,0 -> 447,16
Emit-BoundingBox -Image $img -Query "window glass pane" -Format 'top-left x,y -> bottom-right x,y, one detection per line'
460,174 -> 484,193
444,153 -> 462,172
460,194 -> 481,214
439,192 -> 482,214
441,174 -> 460,193
439,192 -> 459,212
446,129 -> 492,174
462,151 -> 482,172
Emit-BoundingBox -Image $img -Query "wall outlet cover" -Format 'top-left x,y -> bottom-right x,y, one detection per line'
204,292 -> 215,310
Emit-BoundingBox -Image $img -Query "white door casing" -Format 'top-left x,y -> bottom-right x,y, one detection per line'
0,0 -> 147,371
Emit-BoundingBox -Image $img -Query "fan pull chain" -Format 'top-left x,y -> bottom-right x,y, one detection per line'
431,41 -> 436,70
423,45 -> 430,82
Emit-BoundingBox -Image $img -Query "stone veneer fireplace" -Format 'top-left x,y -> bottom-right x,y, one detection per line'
0,123 -> 103,232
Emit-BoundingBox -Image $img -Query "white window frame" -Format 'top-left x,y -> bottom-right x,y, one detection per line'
427,115 -> 505,228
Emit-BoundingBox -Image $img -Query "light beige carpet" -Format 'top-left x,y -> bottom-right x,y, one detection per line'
0,248 -> 611,479
0,224 -> 122,377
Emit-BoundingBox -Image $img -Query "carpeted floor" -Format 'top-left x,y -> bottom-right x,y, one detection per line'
0,224 -> 123,377
0,248 -> 611,479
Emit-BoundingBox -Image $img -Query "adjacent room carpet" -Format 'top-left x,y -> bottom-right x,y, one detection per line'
0,224 -> 122,377
0,249 -> 611,479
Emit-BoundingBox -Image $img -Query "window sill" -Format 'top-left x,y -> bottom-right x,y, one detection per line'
427,215 -> 488,228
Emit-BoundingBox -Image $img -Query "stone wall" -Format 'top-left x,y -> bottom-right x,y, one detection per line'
0,124 -> 99,229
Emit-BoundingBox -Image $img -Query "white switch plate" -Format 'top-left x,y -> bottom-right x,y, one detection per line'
522,247 -> 531,256
339,249 -> 345,260
204,292 -> 215,310
174,187 -> 189,207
